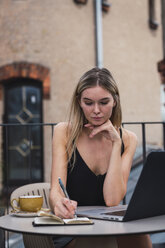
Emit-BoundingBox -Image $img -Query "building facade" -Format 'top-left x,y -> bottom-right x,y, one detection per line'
0,0 -> 163,188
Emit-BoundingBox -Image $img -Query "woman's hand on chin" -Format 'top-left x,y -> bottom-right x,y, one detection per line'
84,120 -> 121,142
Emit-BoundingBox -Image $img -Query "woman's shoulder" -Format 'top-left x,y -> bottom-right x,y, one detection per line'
54,122 -> 69,131
53,122 -> 70,142
122,128 -> 138,147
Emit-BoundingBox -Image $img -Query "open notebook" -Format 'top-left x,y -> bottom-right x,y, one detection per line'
33,211 -> 94,226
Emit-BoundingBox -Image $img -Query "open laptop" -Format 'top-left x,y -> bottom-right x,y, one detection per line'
77,151 -> 165,222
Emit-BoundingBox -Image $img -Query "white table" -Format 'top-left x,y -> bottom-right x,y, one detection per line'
1,207 -> 165,237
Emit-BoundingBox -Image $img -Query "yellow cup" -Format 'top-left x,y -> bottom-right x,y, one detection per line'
11,195 -> 43,212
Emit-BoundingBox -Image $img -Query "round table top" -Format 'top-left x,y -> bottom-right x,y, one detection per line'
1,213 -> 165,236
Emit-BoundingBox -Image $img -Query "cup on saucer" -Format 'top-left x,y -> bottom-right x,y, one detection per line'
11,195 -> 43,212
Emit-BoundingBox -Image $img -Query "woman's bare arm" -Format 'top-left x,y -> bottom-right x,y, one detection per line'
86,120 -> 137,206
49,122 -> 77,218
103,129 -> 137,206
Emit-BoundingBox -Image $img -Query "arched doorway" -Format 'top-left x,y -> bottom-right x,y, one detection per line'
3,77 -> 43,187
0,62 -> 50,191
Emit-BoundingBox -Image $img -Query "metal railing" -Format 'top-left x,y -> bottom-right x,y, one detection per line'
123,121 -> 165,164
0,121 -> 165,248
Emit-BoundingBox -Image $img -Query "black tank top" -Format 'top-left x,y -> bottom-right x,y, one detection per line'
66,128 -> 124,206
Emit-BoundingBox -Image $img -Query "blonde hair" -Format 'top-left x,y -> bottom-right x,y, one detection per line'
67,67 -> 122,166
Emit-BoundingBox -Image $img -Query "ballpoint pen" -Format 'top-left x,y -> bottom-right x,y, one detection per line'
58,177 -> 77,218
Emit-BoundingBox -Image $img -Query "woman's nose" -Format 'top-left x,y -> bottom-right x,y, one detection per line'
93,104 -> 100,114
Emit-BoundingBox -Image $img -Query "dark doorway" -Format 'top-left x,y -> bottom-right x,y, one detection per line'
3,78 -> 43,189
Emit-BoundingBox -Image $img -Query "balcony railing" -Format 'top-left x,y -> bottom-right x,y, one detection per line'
0,121 -> 165,248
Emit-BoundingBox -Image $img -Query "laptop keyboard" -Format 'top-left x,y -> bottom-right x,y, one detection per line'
101,210 -> 126,216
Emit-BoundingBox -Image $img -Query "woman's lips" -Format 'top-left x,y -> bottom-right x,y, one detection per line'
92,117 -> 102,120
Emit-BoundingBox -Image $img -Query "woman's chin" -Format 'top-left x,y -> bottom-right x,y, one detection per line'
90,120 -> 105,126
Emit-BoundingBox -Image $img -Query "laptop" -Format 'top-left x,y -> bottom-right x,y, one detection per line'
77,151 -> 165,222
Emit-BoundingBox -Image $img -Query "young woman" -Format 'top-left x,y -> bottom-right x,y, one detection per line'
49,67 -> 152,248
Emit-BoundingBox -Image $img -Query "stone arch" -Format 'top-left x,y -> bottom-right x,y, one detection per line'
0,61 -> 50,99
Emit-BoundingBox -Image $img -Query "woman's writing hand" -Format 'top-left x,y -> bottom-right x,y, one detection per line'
85,120 -> 121,142
54,197 -> 77,219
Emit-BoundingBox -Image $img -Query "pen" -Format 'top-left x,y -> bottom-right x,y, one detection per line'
58,177 -> 77,218
58,177 -> 70,199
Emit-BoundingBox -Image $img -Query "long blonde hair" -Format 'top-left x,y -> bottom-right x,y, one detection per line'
67,67 -> 122,166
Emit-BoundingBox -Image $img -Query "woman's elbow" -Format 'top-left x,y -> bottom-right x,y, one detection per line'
105,198 -> 121,207
104,189 -> 126,207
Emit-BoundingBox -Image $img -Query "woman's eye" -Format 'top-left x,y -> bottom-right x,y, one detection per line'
85,102 -> 93,106
100,101 -> 109,105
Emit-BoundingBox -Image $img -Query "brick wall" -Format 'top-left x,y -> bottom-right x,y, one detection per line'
0,62 -> 50,99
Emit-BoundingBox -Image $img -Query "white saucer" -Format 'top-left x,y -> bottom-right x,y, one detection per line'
10,208 -> 51,217
10,211 -> 38,217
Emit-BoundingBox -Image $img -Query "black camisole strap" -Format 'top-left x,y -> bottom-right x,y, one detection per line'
119,128 -> 125,155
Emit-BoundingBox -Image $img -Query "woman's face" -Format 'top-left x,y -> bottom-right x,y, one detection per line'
80,86 -> 115,126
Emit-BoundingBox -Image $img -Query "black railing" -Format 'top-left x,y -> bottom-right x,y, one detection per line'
0,121 -> 165,248
123,121 -> 165,163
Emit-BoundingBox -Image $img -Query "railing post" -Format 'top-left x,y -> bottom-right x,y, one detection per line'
51,124 -> 54,138
142,123 -> 146,164
163,122 -> 165,150
0,208 -> 5,248
121,123 -> 126,204
5,126 -> 9,248
28,125 -> 33,183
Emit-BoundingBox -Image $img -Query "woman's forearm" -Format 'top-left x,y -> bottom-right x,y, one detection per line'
103,140 -> 126,206
49,188 -> 62,212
